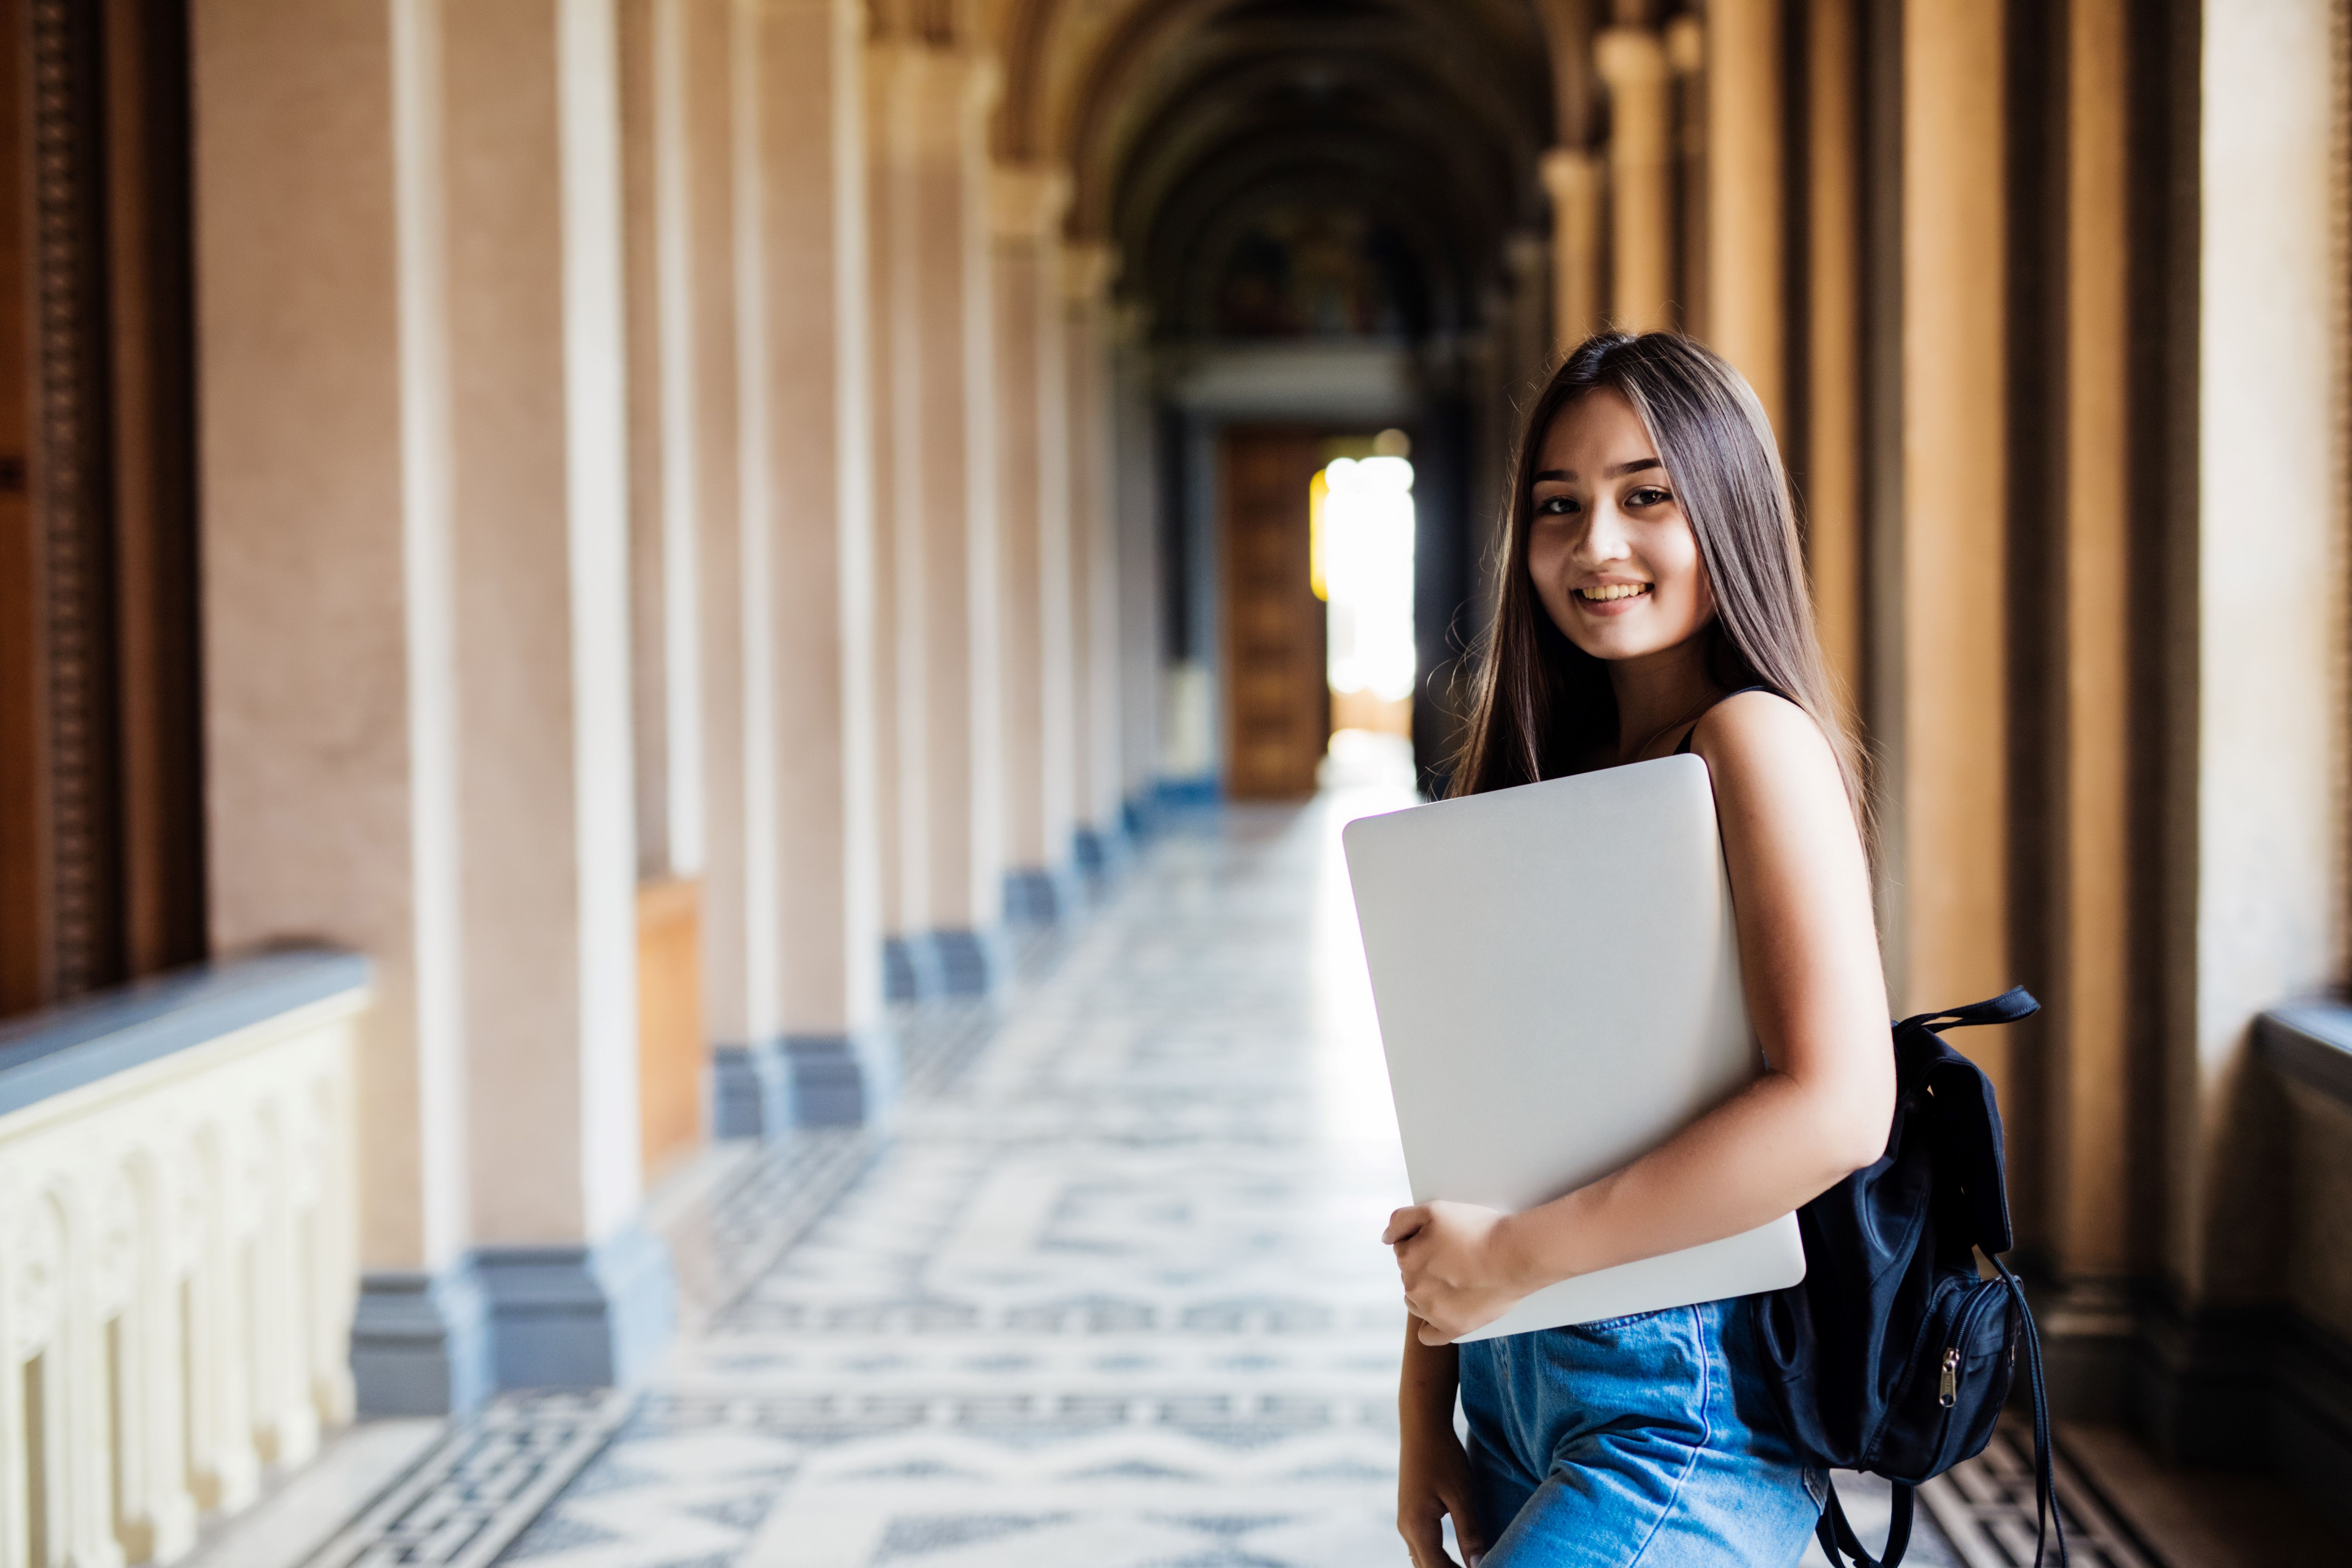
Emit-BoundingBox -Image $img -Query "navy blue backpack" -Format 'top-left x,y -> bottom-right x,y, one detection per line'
1750,988 -> 2066,1568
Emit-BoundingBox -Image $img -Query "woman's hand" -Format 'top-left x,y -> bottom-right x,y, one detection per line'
1385,1202 -> 1531,1345
1399,1403 -> 1488,1568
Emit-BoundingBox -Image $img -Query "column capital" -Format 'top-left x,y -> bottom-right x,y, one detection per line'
1665,14 -> 1705,76
990,163 -> 1072,241
1539,145 -> 1599,205
1061,239 -> 1119,305
1594,25 -> 1668,91
894,44 -> 1001,150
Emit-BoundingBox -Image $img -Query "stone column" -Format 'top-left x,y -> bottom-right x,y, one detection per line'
908,48 -> 1008,991
1803,0 -> 1863,706
1503,232 -> 1551,400
2047,0 -> 2131,1296
1895,0 -> 2007,1084
620,0 -> 705,884
1703,0 -> 1784,432
1594,25 -> 1673,333
638,0 -> 758,1137
1065,240 -> 1128,875
1111,304 -> 1164,824
1665,15 -> 1706,337
194,0 -> 487,1419
992,165 -> 1081,923
1539,147 -> 1602,352
864,43 -> 924,1000
741,0 -> 892,1124
439,0 -> 669,1389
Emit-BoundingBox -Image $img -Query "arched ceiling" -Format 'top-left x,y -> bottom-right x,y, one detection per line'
989,0 -> 1596,341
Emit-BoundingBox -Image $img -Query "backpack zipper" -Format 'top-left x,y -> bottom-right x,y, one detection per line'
1937,1280 -> 2008,1410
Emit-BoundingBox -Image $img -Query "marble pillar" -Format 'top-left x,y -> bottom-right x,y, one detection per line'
992,165 -> 1082,925
2050,0 -> 2132,1290
1665,15 -> 1706,337
1803,0 -> 1863,708
865,44 -> 930,1002
735,0 -> 893,1123
194,0 -> 486,1416
620,0 -> 706,885
1538,146 -> 1602,352
1111,306 -> 1164,828
439,0 -> 669,1389
1594,26 -> 1673,333
636,0 -> 759,1136
1703,0 -> 1785,433
1894,0 -> 2008,1100
909,48 -> 1008,993
1065,241 -> 1128,876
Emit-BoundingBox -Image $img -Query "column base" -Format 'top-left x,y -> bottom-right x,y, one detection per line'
883,931 -> 948,1002
930,927 -> 1009,997
351,1262 -> 493,1417
1003,864 -> 1084,924
473,1220 -> 676,1390
1073,821 -> 1131,883
784,1025 -> 900,1127
1154,774 -> 1220,810
711,1040 -> 791,1139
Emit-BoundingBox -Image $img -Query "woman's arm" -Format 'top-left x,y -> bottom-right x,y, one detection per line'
1385,692 -> 1892,1344
1396,1325 -> 1487,1568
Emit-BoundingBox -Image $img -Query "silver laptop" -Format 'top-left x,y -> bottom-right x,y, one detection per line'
1341,754 -> 1805,1342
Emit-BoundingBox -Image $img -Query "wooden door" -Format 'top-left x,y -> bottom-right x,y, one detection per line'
1219,428 -> 1328,799
0,2 -> 205,1018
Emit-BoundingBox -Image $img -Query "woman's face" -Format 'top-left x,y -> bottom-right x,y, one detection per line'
1525,388 -> 1716,663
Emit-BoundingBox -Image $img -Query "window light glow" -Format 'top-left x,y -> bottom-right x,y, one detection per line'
1318,454 -> 1417,702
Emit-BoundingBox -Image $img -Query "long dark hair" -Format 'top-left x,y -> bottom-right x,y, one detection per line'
1449,331 -> 1865,822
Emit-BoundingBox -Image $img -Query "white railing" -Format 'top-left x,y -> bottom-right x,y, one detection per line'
0,953 -> 365,1568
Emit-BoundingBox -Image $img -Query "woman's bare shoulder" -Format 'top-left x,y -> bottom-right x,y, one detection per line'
1686,690 -> 1851,814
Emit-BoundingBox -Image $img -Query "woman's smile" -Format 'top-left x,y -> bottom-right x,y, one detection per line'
1574,581 -> 1653,613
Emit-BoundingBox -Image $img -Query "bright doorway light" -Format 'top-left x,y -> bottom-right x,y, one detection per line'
1317,453 -> 1416,703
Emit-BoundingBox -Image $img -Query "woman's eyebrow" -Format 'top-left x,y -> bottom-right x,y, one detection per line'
1531,457 -> 1663,484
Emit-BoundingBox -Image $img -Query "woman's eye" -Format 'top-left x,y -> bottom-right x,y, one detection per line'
1627,486 -> 1671,507
1534,495 -> 1578,516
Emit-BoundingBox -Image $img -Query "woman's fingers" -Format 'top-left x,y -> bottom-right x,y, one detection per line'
1398,1499 -> 1448,1568
1383,1206 -> 1429,1245
1441,1477 -> 1489,1564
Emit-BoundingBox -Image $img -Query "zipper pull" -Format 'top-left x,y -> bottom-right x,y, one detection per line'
1938,1347 -> 1961,1408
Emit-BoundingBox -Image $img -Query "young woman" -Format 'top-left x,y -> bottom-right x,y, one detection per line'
1384,332 -> 1892,1567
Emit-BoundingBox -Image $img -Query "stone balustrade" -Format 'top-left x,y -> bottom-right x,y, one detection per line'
0,951 -> 367,1567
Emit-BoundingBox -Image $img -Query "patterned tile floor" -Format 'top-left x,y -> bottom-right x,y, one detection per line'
328,747 -> 2099,1568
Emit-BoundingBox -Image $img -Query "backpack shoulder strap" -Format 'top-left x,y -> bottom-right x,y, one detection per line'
1898,986 -> 2041,1034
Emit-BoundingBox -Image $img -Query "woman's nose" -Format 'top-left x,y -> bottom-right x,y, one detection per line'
1578,504 -> 1634,564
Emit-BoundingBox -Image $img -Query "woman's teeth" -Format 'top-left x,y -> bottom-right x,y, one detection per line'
1578,584 -> 1651,601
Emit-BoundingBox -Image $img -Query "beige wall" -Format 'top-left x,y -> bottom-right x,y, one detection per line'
2185,0 -> 2346,1302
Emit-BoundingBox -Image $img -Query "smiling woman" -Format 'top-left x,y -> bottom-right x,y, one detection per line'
1389,332 -> 1891,1568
